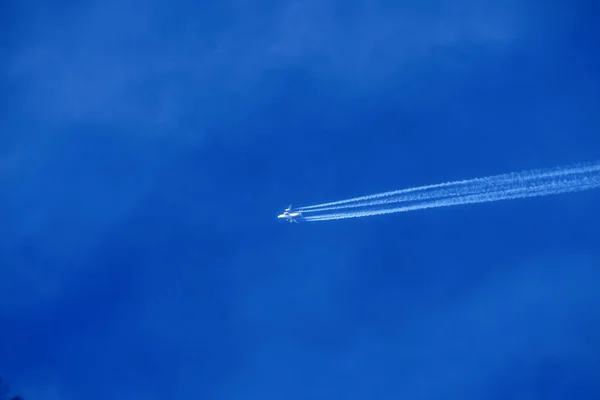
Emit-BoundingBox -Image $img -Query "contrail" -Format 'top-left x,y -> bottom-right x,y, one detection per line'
299,161 -> 600,222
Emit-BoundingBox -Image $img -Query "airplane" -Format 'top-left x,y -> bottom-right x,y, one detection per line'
277,205 -> 303,223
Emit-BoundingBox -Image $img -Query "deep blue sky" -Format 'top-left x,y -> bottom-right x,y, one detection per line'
1,0 -> 599,399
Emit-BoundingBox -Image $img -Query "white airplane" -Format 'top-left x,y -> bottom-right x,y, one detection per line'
277,205 -> 303,223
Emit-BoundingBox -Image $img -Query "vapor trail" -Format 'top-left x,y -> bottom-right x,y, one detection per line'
298,162 -> 600,213
300,161 -> 600,222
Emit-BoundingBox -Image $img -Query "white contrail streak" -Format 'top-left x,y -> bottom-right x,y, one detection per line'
298,162 -> 600,213
297,179 -> 472,211
299,161 -> 600,222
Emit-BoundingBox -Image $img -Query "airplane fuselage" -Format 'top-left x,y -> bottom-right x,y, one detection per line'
277,211 -> 301,219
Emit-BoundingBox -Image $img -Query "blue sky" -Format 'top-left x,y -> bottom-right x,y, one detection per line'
1,0 -> 599,399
